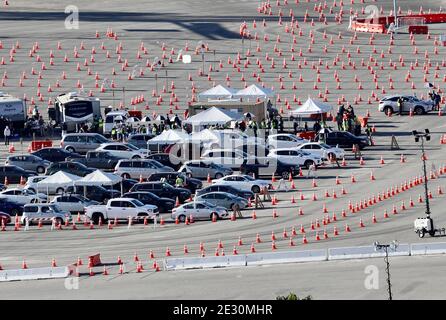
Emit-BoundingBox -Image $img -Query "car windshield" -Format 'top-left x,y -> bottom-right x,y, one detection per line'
24,189 -> 36,195
243,175 -> 255,181
150,160 -> 164,168
130,199 -> 145,207
319,143 -> 331,149
49,205 -> 62,212
125,143 -> 139,151
201,201 -> 216,208
95,135 -> 109,143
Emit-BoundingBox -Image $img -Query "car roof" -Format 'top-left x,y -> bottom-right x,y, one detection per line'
63,133 -> 99,137
198,191 -> 234,197
109,197 -> 139,202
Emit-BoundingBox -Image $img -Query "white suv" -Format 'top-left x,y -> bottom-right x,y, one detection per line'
267,134 -> 308,149
296,142 -> 345,161
378,95 -> 434,115
268,148 -> 323,168
21,204 -> 71,225
96,143 -> 149,159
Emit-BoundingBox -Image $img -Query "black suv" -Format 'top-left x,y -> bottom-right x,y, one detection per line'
240,158 -> 300,179
129,182 -> 191,203
319,131 -> 369,149
65,185 -> 121,204
147,172 -> 202,193
123,191 -> 175,213
196,185 -> 254,200
45,161 -> 95,177
32,147 -> 83,162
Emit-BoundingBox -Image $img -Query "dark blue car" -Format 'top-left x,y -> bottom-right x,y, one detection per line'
0,199 -> 23,216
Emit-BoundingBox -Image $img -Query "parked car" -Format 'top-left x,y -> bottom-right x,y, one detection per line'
111,178 -> 138,194
45,161 -> 95,177
0,165 -> 36,184
178,160 -> 233,179
0,199 -> 23,216
147,172 -> 202,193
123,191 -> 175,213
195,192 -> 248,210
196,185 -> 254,200
201,148 -> 254,170
268,148 -> 323,168
0,188 -> 47,205
212,174 -> 270,194
114,159 -> 174,179
21,203 -> 71,225
67,151 -> 125,171
318,131 -> 369,149
31,147 -> 83,163
296,142 -> 345,161
5,155 -> 51,174
240,158 -> 301,179
128,133 -> 155,149
0,211 -> 11,225
50,195 -> 100,214
95,142 -> 149,159
147,153 -> 183,170
60,133 -> 110,154
378,95 -> 434,115
25,175 -> 71,195
130,182 -> 191,203
65,185 -> 121,204
171,201 -> 228,222
85,198 -> 158,224
267,134 -> 308,149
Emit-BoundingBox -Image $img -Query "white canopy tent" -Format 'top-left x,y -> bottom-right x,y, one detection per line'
148,129 -> 190,144
37,171 -> 81,188
183,107 -> 243,127
75,170 -> 122,186
233,84 -> 274,101
290,98 -> 333,116
198,85 -> 237,101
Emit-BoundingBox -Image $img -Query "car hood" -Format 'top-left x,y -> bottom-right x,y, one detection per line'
143,204 -> 157,210
159,197 -> 175,203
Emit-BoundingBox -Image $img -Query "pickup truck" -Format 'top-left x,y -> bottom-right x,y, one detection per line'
85,197 -> 158,224
67,151 -> 125,171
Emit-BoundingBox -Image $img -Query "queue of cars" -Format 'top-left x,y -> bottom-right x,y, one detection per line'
0,129 -> 355,223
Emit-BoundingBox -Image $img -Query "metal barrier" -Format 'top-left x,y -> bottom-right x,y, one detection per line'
328,244 -> 410,260
0,266 -> 70,282
246,249 -> 327,266
410,242 -> 446,256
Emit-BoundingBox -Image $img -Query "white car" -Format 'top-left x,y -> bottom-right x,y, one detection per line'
21,203 -> 71,225
24,176 -> 71,195
171,201 -> 229,222
212,174 -> 271,194
0,188 -> 47,205
201,149 -> 253,170
296,142 -> 345,160
268,148 -> 323,168
95,143 -> 149,159
267,134 -> 308,149
50,195 -> 100,214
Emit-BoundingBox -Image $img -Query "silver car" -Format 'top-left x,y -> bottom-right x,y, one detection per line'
50,194 -> 100,214
21,203 -> 71,225
171,201 -> 228,222
60,133 -> 110,154
195,192 -> 248,210
114,159 -> 174,179
178,160 -> 233,179
5,155 -> 51,174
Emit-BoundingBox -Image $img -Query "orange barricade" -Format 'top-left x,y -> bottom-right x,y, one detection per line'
30,140 -> 53,151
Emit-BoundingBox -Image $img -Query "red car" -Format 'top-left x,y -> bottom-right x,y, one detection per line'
0,212 -> 11,225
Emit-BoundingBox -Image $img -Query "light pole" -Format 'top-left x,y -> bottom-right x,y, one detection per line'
412,129 -> 431,217
374,240 -> 398,300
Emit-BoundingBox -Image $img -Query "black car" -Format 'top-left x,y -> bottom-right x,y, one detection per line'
319,131 -> 369,150
45,161 -> 95,177
32,147 -> 83,163
111,178 -> 139,194
147,153 -> 183,170
130,182 -> 191,203
0,165 -> 36,184
196,185 -> 254,200
0,198 -> 24,216
123,191 -> 175,213
67,151 -> 124,171
240,158 -> 300,179
147,172 -> 202,193
65,185 -> 121,204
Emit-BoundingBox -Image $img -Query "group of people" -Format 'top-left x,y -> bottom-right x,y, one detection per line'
335,104 -> 362,135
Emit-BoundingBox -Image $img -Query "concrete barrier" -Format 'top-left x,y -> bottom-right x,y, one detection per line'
246,249 -> 327,266
0,266 -> 70,282
411,242 -> 446,256
329,244 -> 410,260
164,255 -> 246,271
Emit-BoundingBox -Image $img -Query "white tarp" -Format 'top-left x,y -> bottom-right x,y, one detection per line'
290,98 -> 333,115
234,84 -> 274,100
148,130 -> 190,143
75,170 -> 122,186
36,171 -> 81,188
198,85 -> 237,101
183,107 -> 243,126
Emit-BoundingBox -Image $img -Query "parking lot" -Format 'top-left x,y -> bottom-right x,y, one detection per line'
0,0 -> 446,299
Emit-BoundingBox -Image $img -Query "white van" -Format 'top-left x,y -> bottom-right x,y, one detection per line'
104,110 -> 130,136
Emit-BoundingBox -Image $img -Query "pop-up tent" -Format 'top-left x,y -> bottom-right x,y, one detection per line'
198,85 -> 237,101
290,98 -> 333,116
183,107 -> 243,127
36,171 -> 81,195
233,84 -> 274,100
76,170 -> 122,186
148,129 -> 190,143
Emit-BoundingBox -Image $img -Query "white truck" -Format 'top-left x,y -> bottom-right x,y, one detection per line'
85,197 -> 158,224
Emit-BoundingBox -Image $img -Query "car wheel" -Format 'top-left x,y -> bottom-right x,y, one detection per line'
304,160 -> 314,169
383,106 -> 393,116
178,214 -> 186,223
66,147 -> 75,153
327,153 -> 336,161
251,185 -> 261,194
414,106 -> 424,115
214,173 -> 223,179
132,155 -> 141,159
281,171 -> 290,179
56,187 -> 64,195
55,217 -> 64,226
92,213 -> 104,225
121,173 -> 131,179
36,166 -> 45,174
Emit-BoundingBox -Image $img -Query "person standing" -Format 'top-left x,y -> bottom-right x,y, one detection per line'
4,125 -> 10,145
397,96 -> 403,115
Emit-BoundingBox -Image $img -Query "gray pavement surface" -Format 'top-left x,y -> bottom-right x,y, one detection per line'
0,0 -> 446,299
